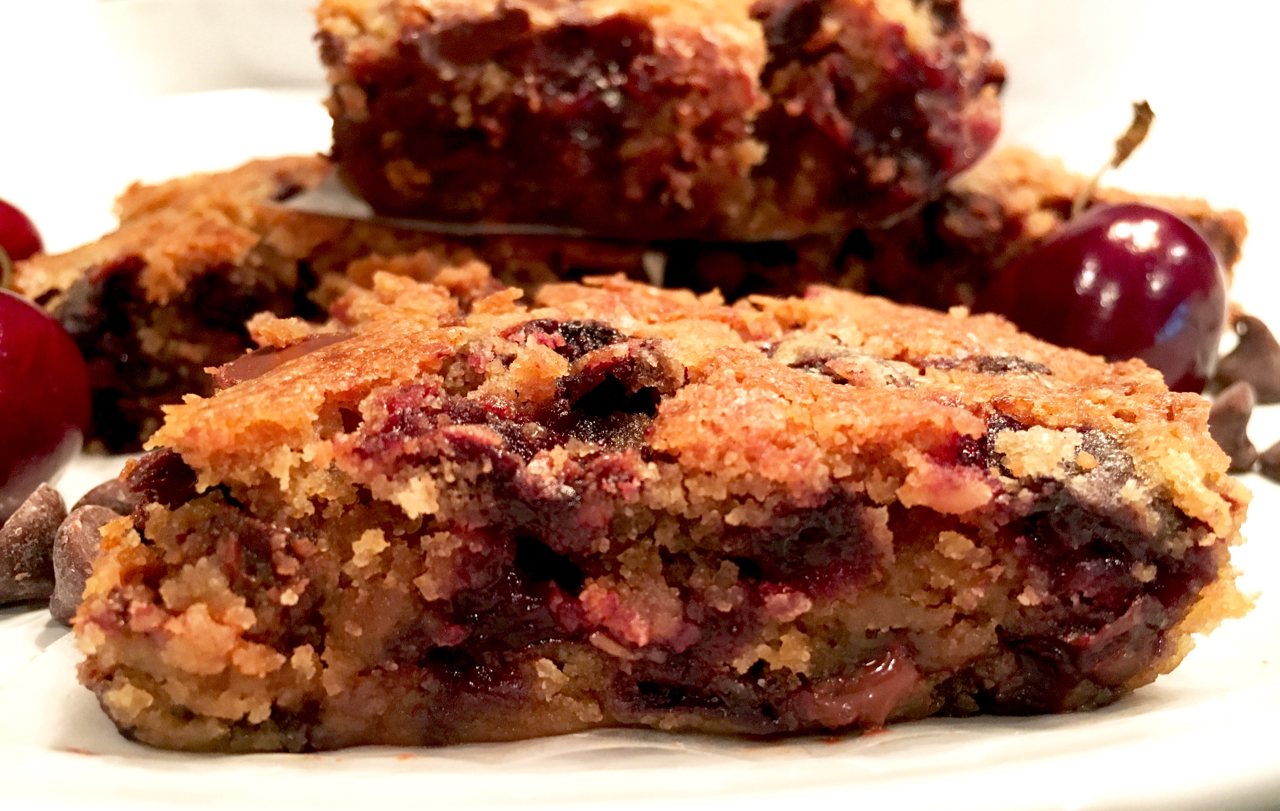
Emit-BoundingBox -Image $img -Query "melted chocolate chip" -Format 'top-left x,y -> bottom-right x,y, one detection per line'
721,492 -> 884,597
555,321 -> 627,362
974,637 -> 1094,715
975,356 -> 1053,375
271,181 -> 306,203
126,449 -> 199,509
787,357 -> 846,382
925,355 -> 1052,376
51,257 -> 140,343
212,332 -> 352,391
503,319 -> 627,363
955,411 -> 1027,470
555,340 -> 680,405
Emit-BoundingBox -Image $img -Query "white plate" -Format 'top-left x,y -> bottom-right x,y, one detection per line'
3,1 -> 1280,809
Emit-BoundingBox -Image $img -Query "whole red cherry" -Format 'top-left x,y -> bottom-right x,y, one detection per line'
0,290 -> 91,521
977,203 -> 1227,392
0,198 -> 43,263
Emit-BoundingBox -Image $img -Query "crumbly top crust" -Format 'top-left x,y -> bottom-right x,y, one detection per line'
318,0 -> 769,67
150,271 -> 1246,542
317,0 -> 943,58
13,157 -> 332,304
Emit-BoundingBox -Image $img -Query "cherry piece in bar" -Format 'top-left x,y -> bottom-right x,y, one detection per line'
0,290 -> 91,521
0,198 -> 42,263
977,203 -> 1227,392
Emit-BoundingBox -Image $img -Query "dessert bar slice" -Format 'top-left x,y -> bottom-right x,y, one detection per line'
317,0 -> 1004,239
75,271 -> 1249,751
13,150 -> 1247,452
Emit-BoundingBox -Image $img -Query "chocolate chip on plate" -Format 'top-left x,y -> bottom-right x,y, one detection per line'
50,505 -> 119,626
1258,440 -> 1280,483
1216,314 -> 1280,404
1208,381 -> 1258,473
0,483 -> 65,604
72,478 -> 143,516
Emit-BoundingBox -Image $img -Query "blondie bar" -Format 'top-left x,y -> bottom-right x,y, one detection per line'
318,0 -> 1004,239
74,271 -> 1249,751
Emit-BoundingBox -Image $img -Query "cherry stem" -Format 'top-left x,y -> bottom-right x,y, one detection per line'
1072,101 -> 1155,218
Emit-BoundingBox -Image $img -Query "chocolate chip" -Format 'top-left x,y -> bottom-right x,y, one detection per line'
0,484 -> 65,604
1208,381 -> 1257,472
1215,314 -> 1280,404
125,448 -> 198,509
924,355 -> 1052,376
50,505 -> 119,626
1259,441 -> 1280,482
72,478 -> 144,516
211,332 -> 351,392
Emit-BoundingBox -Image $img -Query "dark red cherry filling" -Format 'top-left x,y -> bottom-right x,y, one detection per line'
977,203 -> 1228,392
